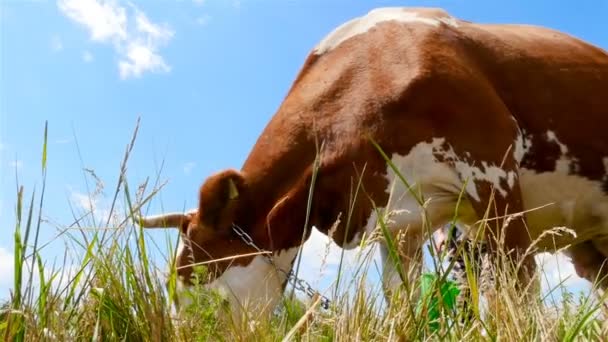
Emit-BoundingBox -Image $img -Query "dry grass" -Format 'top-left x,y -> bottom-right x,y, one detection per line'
2,122 -> 607,341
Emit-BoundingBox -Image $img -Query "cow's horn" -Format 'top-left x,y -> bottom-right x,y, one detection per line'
137,212 -> 190,228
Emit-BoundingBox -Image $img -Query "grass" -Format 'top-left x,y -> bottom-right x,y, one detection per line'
1,122 -> 607,341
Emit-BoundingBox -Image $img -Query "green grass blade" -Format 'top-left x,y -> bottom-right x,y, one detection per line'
41,121 -> 48,172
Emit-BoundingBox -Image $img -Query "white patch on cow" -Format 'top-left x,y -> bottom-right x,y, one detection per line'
314,7 -> 458,55
383,139 -> 465,222
365,138 -> 510,231
513,130 -> 532,165
518,168 -> 608,251
360,140 -> 478,297
438,16 -> 460,28
507,127 -> 532,189
507,170 -> 517,189
546,130 -> 567,154
429,138 -> 516,200
204,247 -> 299,319
545,130 -> 578,174
365,137 -> 608,299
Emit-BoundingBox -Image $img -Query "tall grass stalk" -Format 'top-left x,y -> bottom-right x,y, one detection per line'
1,124 -> 606,341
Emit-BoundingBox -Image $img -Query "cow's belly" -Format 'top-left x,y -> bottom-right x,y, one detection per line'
519,168 -> 608,251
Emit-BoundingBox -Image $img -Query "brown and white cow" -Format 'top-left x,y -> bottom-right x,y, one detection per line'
140,7 -> 608,318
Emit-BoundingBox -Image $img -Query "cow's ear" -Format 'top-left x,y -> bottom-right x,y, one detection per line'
198,169 -> 245,231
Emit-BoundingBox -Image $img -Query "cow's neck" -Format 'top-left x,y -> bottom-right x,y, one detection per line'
238,123 -> 319,250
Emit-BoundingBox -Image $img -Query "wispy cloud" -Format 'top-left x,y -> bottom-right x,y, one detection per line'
57,0 -> 127,42
0,246 -> 85,302
69,189 -> 117,225
0,247 -> 14,289
192,0 -> 205,5
82,50 -> 94,63
9,160 -> 23,170
183,162 -> 196,175
55,137 -> 73,144
50,34 -> 64,52
195,14 -> 211,26
71,191 -> 98,213
58,0 -> 174,79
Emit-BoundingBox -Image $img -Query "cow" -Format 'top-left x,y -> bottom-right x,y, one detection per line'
140,7 -> 608,320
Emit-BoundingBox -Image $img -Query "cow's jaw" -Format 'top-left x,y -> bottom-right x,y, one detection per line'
201,247 -> 300,322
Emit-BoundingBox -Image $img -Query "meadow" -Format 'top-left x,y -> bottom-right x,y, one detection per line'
2,122 -> 606,341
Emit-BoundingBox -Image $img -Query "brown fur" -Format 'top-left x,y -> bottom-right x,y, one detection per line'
148,8 -> 608,295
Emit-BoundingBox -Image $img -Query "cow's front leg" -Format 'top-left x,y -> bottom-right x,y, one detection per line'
468,172 -> 540,300
379,228 -> 425,303
375,178 -> 477,304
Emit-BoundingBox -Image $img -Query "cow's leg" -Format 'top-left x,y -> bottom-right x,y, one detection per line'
376,178 -> 478,304
436,105 -> 538,296
426,72 -> 541,295
379,228 -> 425,302
467,172 -> 539,293
437,224 -> 491,322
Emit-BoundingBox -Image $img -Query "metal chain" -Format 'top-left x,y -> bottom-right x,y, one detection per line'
232,224 -> 331,310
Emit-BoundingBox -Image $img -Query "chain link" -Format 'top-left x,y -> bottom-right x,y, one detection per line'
232,224 -> 331,310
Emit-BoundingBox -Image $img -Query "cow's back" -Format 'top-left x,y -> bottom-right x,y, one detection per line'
242,7 -> 608,249
291,8 -> 608,183
457,23 -> 608,179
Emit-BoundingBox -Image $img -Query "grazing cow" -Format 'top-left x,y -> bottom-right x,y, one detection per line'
140,7 -> 608,318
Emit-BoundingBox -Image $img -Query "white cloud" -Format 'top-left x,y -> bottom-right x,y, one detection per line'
182,162 -> 196,175
192,0 -> 205,5
69,190 -> 115,225
9,160 -> 23,170
297,227 -> 379,290
57,0 -> 127,42
43,264 -> 86,295
58,0 -> 173,79
71,191 -> 98,213
295,229 -> 592,301
0,247 -> 14,288
195,14 -> 211,26
55,137 -> 73,144
0,247 -> 86,302
50,34 -> 63,52
536,252 -> 589,294
82,50 -> 94,63
118,40 -> 170,79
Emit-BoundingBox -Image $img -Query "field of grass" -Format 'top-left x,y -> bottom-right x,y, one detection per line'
2,123 -> 607,341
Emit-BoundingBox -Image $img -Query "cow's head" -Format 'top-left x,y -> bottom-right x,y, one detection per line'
139,169 -> 299,320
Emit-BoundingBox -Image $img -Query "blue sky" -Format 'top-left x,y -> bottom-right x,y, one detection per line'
1,0 -> 605,302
